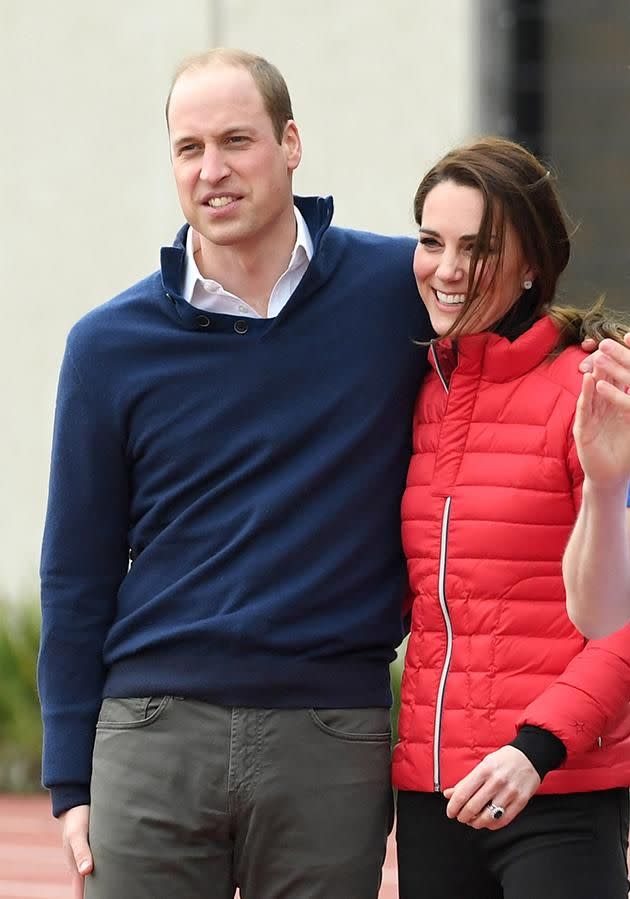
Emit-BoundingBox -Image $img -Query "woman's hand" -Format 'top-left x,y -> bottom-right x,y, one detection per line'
443,745 -> 541,831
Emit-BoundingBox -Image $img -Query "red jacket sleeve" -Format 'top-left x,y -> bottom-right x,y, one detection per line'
517,622 -> 630,755
517,416 -> 630,756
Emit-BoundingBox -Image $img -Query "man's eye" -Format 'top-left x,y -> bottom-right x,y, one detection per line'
227,135 -> 247,145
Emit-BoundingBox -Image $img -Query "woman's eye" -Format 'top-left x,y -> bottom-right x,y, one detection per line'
419,237 -> 440,248
473,239 -> 499,255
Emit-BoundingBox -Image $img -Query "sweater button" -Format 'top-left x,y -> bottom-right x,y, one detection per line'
196,314 -> 211,328
234,319 -> 249,335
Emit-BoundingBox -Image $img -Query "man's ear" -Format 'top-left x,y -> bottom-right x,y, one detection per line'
283,120 -> 302,173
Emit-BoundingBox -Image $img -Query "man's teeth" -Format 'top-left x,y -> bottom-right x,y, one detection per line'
208,197 -> 234,207
436,291 -> 466,305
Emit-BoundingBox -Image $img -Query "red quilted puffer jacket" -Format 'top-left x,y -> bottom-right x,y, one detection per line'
392,315 -> 630,796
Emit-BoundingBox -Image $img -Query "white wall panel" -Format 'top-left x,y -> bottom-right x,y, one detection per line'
219,0 -> 478,233
1,0 -> 479,594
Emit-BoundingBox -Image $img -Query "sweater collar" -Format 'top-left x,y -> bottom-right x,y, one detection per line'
159,195 -> 335,319
430,315 -> 562,384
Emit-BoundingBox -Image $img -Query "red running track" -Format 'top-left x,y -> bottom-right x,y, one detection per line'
0,795 -> 398,899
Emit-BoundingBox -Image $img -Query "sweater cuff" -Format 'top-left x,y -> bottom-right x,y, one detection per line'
50,784 -> 91,818
509,725 -> 567,781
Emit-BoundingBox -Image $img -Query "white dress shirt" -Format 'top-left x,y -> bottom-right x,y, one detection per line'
182,206 -> 314,318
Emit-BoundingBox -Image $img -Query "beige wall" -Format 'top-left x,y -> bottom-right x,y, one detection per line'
2,0 -> 478,596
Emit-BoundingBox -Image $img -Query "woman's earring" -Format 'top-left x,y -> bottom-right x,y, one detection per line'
523,279 -> 533,290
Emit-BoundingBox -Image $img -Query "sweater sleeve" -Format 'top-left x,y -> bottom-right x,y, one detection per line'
516,622 -> 630,756
38,335 -> 130,816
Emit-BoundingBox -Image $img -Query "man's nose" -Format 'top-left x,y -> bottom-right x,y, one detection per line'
200,146 -> 230,183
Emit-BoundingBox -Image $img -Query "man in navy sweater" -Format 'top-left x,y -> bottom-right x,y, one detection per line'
39,48 -> 430,898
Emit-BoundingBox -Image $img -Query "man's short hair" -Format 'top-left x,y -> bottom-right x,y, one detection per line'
165,48 -> 294,143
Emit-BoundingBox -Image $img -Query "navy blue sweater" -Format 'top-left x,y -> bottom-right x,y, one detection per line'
39,196 -> 431,815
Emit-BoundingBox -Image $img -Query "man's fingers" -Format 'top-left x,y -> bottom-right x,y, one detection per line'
577,334 -> 630,375
71,867 -> 87,899
60,805 -> 92,878
579,337 -> 598,372
67,833 -> 93,875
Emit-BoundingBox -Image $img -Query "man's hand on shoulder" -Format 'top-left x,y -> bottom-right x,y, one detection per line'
579,336 -> 598,372
59,804 -> 92,897
579,332 -> 630,386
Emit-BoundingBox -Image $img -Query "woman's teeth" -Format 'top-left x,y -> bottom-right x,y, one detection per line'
436,290 -> 466,305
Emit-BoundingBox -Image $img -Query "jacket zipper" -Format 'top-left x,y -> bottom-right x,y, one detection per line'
433,495 -> 454,791
431,342 -> 449,393
431,341 -> 454,792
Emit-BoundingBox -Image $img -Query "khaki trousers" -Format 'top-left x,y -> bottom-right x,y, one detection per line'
85,697 -> 393,899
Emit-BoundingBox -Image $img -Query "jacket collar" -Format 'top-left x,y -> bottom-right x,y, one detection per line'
430,316 -> 561,384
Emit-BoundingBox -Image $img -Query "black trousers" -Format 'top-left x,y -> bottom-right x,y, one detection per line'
397,788 -> 629,899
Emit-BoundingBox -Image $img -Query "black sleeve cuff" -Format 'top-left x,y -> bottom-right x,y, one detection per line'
509,725 -> 567,781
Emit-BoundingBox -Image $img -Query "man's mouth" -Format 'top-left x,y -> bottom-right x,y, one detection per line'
207,196 -> 237,208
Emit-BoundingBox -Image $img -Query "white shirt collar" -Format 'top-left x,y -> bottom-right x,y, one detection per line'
182,205 -> 313,304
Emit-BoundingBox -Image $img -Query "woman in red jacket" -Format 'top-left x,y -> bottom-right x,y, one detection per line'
393,137 -> 630,899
